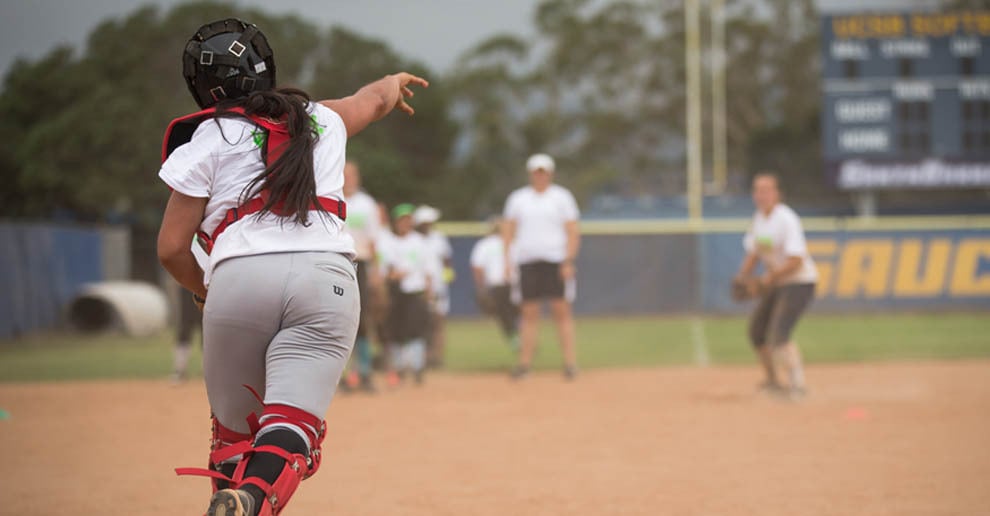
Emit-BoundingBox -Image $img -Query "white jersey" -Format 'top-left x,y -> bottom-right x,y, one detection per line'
159,102 -> 355,285
470,234 -> 514,287
422,230 -> 452,262
380,231 -> 439,294
743,204 -> 818,285
343,190 -> 381,261
503,184 -> 579,264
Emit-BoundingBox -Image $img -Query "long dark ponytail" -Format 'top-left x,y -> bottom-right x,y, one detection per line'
217,87 -> 323,226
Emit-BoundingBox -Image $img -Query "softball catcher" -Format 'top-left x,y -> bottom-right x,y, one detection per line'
157,18 -> 427,516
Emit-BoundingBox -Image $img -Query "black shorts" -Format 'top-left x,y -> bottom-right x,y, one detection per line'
748,283 -> 815,348
386,284 -> 431,343
518,261 -> 572,302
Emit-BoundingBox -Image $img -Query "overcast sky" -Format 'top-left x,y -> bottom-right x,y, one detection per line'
0,0 -> 938,78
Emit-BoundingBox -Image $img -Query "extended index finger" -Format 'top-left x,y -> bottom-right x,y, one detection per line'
400,73 -> 430,88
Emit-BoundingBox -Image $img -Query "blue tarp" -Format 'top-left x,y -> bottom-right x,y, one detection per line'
0,223 -> 104,339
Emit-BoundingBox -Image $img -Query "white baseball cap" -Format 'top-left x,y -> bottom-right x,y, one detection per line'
526,153 -> 555,174
413,205 -> 441,225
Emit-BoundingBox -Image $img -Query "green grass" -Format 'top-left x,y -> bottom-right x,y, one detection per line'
1,313 -> 988,382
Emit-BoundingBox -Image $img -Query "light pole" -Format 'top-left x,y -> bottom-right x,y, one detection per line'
686,0 -> 704,222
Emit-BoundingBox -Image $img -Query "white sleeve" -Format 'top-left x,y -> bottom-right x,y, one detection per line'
158,122 -> 219,198
560,188 -> 580,221
782,212 -> 809,257
503,191 -> 521,221
743,227 -> 755,253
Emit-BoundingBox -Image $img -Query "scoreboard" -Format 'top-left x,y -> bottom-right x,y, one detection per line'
822,11 -> 990,189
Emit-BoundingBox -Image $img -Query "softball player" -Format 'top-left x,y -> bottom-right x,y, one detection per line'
157,18 -> 427,516
502,153 -> 580,380
470,217 -> 519,347
413,205 -> 453,368
341,161 -> 381,393
734,173 -> 817,400
381,204 -> 439,384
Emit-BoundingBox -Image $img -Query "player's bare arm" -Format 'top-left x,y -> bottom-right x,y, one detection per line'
320,73 -> 429,137
561,220 -> 580,280
501,218 -> 517,280
157,191 -> 208,299
736,252 -> 759,280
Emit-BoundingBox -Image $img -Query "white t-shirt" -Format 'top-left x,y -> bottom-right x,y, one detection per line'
743,204 -> 818,285
343,190 -> 381,261
470,234 -> 514,287
159,102 -> 355,285
503,184 -> 580,264
380,231 -> 438,294
422,230 -> 452,262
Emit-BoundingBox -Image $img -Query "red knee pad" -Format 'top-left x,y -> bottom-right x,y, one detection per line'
256,404 -> 326,478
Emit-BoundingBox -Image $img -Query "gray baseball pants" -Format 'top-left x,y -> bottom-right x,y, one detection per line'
202,251 -> 359,436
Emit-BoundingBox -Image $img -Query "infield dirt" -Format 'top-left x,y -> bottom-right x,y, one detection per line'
1,360 -> 988,515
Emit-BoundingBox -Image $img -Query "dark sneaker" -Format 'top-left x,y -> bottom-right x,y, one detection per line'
563,365 -> 578,381
207,488 -> 254,516
509,365 -> 530,381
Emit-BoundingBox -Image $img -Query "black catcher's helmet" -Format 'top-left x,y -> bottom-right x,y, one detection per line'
183,18 -> 276,109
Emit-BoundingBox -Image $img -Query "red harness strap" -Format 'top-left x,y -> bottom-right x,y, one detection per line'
195,193 -> 346,254
162,107 -> 347,255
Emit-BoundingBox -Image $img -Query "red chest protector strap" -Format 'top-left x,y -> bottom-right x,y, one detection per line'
162,107 -> 346,254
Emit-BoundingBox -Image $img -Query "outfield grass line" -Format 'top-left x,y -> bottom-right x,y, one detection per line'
0,313 -> 987,382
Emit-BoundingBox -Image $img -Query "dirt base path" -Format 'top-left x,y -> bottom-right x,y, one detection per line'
1,361 -> 988,515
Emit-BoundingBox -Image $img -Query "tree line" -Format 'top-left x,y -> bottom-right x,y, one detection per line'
0,0 -> 978,228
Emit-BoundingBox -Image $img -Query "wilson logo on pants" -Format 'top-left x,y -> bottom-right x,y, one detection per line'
333,286 -> 344,296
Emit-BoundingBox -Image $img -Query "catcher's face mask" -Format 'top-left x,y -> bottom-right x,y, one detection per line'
183,18 -> 277,109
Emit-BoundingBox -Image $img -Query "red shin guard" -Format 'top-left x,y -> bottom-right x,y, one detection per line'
256,404 -> 326,477
233,445 -> 307,515
177,405 -> 326,516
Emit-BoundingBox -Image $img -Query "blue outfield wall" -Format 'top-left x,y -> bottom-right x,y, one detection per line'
0,223 -> 108,339
445,219 -> 990,317
701,228 -> 990,314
